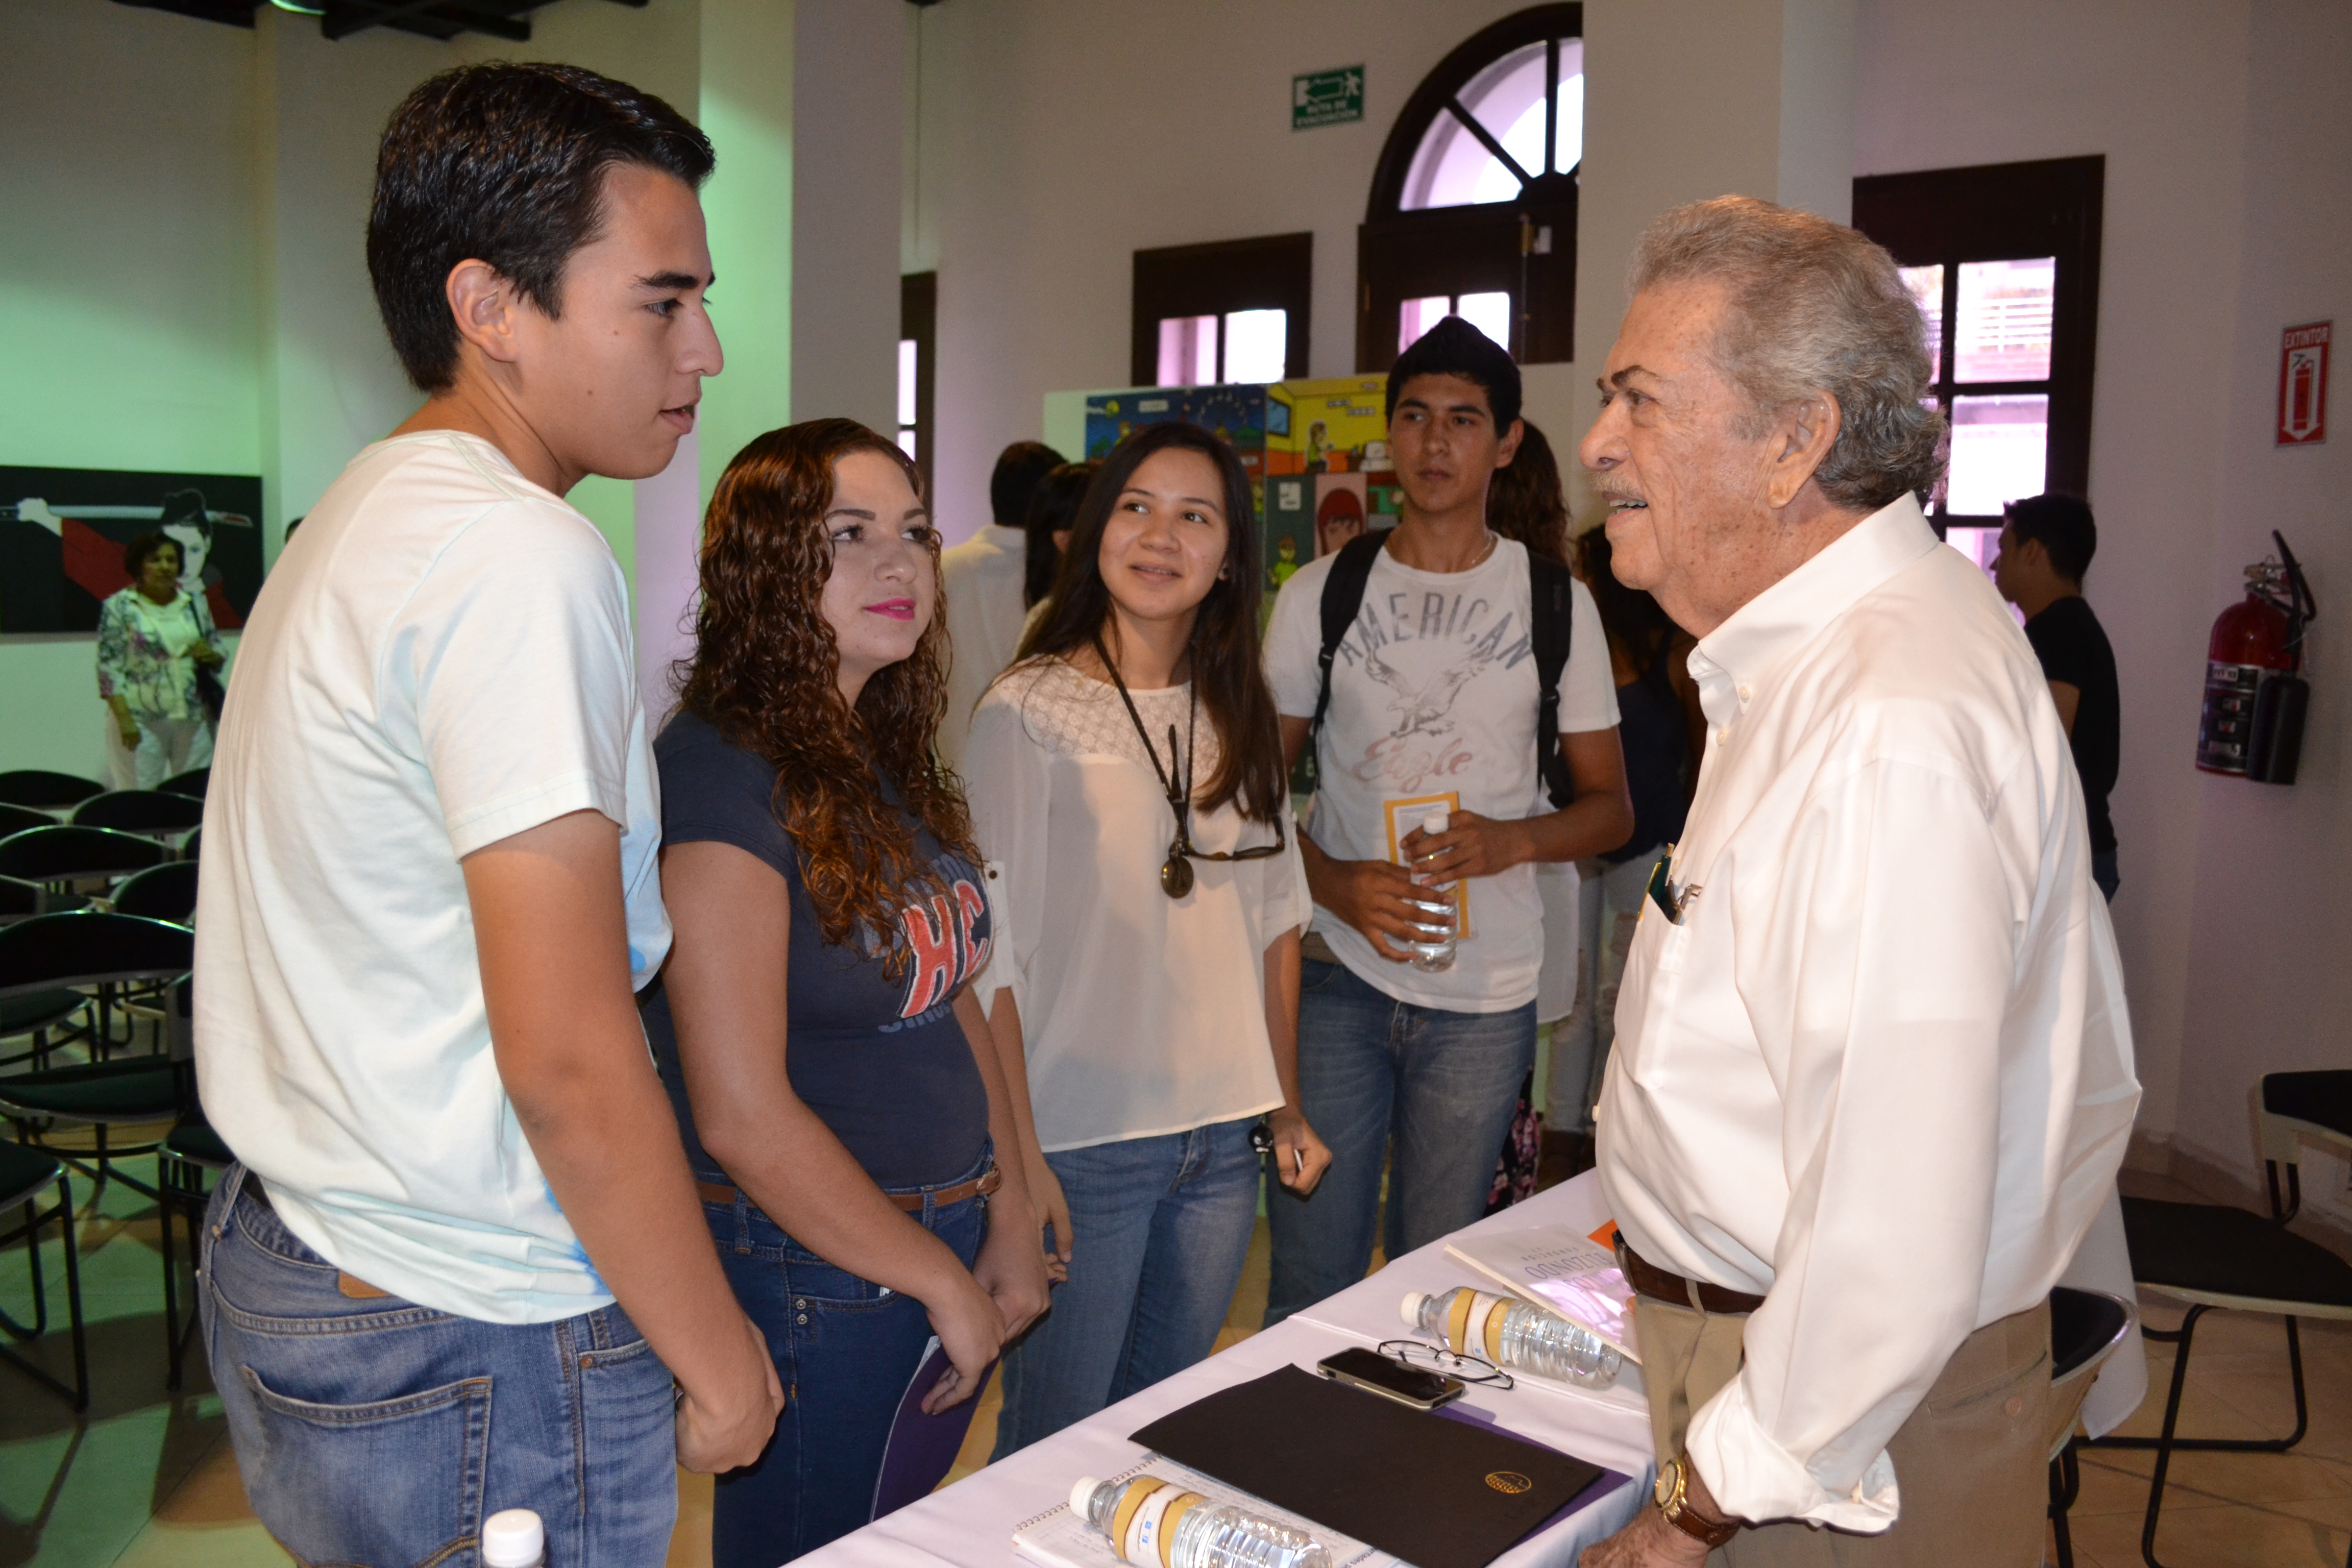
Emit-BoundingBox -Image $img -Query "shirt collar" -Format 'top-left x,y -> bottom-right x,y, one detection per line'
1687,493 -> 1939,729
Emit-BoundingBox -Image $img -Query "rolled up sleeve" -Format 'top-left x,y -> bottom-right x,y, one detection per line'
962,694 -> 1049,1021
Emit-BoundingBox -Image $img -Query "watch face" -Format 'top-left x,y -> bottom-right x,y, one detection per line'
1654,1459 -> 1679,1508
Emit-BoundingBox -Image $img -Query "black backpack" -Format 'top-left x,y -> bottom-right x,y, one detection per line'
1303,531 -> 1578,810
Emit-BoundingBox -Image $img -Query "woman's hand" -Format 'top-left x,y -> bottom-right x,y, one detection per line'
1266,1105 -> 1332,1196
919,1265 -> 1012,1414
190,643 -> 225,669
1024,1151 -> 1073,1281
972,1192 -> 1052,1339
117,717 -> 141,751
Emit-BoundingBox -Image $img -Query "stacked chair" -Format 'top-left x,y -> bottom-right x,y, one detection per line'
0,771 -> 105,815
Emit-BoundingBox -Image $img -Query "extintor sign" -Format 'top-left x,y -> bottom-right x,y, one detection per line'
2277,321 -> 2330,446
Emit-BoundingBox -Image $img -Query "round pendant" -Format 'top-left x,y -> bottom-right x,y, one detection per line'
1160,852 -> 1195,899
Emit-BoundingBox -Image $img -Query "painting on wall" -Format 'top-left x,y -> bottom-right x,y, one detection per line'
0,468 -> 263,636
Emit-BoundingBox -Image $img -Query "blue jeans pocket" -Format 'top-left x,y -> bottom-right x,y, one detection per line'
234,1362 -> 491,1568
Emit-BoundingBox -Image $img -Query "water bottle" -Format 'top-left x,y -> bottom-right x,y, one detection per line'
1406,807 -> 1457,972
1071,1474 -> 1331,1568
481,1509 -> 546,1568
1400,1286 -> 1622,1388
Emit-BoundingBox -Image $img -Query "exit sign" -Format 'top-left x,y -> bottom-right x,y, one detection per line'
1293,66 -> 1363,130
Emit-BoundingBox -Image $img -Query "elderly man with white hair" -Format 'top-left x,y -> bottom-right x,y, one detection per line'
1576,197 -> 2140,1566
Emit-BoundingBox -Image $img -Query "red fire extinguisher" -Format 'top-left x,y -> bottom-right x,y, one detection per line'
2196,530 -> 2317,783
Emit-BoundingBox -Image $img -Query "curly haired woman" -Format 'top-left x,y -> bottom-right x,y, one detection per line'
643,421 -> 1050,1565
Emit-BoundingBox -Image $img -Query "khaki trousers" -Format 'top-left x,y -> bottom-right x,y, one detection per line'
1635,1294 -> 2052,1566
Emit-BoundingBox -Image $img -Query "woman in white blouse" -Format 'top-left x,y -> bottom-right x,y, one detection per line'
968,421 -> 1332,1454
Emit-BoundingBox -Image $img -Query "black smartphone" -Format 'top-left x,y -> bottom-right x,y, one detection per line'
1315,1346 -> 1464,1410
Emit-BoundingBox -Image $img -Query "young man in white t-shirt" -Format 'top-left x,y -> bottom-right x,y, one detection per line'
194,64 -> 780,1566
1262,318 -> 1634,1325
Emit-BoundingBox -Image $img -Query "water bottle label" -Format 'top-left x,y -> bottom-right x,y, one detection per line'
1122,1481 -> 1202,1567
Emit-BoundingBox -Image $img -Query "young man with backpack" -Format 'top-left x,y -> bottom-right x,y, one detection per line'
1262,318 -> 1633,1324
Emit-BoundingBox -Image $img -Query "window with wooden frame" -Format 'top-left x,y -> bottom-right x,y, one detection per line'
1131,233 -> 1313,387
1358,4 -> 1582,372
899,272 -> 937,502
1853,156 -> 2103,569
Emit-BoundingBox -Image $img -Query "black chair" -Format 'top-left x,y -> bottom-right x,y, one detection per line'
158,1109 -> 231,1390
111,861 -> 199,926
0,1139 -> 88,1410
0,913 -> 194,1203
2090,1069 -> 2352,1568
0,802 -> 55,839
70,789 -> 206,842
0,771 -> 105,813
0,877 -> 94,1070
158,767 -> 209,800
180,826 -> 200,862
2046,1286 -> 2136,1568
0,824 -> 170,893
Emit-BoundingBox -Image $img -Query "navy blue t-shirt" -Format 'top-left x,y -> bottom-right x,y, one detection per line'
643,712 -> 991,1191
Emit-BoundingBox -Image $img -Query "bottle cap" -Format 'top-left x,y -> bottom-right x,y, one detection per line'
1421,807 -> 1450,834
1071,1476 -> 1103,1517
1399,1290 -> 1430,1326
481,1508 -> 545,1568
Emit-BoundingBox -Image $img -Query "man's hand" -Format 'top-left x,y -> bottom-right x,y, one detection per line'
1401,810 -> 1533,886
920,1266 -> 1013,1414
1025,1152 -> 1072,1282
1306,849 -> 1433,963
1577,1506 -> 1713,1567
1267,1104 -> 1332,1195
972,1192 -> 1052,1338
673,1309 -> 785,1473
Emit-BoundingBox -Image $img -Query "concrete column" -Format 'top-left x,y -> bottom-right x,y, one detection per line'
791,0 -> 904,433
695,0 -> 797,497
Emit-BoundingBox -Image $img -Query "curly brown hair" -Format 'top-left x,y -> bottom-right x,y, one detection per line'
674,419 -> 977,961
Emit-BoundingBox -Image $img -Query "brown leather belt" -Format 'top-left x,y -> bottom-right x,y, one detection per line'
238,1170 -> 393,1300
1617,1236 -> 1768,1315
697,1164 -> 1000,1216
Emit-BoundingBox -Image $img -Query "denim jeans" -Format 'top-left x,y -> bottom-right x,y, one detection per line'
706,1147 -> 990,1567
201,1166 -> 677,1568
992,1118 -> 1260,1457
1264,960 -> 1536,1326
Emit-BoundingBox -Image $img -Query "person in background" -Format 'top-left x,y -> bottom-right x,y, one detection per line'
1262,318 -> 1632,1327
1579,197 -> 2134,1566
1021,458 -> 1100,611
1484,418 -> 1572,566
195,63 -> 780,1568
649,420 -> 1050,1565
97,531 -> 226,789
939,439 -> 1066,770
969,423 -> 1331,1455
1994,493 -> 2120,901
1548,526 -> 1705,1139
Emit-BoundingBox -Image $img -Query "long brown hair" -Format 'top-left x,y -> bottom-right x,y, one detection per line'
1486,418 -> 1570,566
1016,421 -> 1288,825
675,419 -> 977,957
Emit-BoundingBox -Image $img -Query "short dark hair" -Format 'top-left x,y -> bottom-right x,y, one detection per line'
368,63 -> 715,393
1022,460 -> 1099,608
991,440 -> 1066,528
2004,493 -> 2097,581
1386,315 -> 1522,432
124,531 -> 181,578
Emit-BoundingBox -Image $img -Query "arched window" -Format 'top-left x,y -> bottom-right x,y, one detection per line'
1359,5 -> 1581,372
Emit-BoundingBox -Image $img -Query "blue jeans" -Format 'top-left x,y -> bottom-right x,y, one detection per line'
992,1118 -> 1260,1457
1264,960 -> 1536,1326
2092,847 -> 2119,902
707,1147 -> 990,1567
202,1166 -> 677,1568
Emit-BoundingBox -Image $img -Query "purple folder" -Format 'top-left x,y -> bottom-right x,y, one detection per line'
870,1337 -> 997,1522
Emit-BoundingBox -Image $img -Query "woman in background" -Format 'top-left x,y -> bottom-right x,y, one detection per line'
1483,419 -> 1571,566
96,530 -> 226,789
647,420 -> 1049,1564
1021,459 -> 1101,609
969,422 -> 1330,1454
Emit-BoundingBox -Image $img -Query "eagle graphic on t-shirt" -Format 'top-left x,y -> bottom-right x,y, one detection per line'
1362,639 -> 1499,740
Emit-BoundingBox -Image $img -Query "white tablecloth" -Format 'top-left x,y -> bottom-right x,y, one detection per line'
800,1171 -> 1652,1568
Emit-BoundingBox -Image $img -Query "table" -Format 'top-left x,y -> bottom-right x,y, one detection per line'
802,1170 -> 1652,1568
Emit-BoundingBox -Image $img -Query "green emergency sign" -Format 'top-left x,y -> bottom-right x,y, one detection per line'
1292,66 -> 1364,130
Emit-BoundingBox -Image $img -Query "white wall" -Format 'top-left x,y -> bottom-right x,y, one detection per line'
791,0 -> 902,434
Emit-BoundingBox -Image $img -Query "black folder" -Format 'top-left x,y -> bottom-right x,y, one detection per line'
1129,1364 -> 1604,1568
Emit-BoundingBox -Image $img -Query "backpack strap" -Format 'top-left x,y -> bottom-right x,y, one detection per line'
1304,532 -> 1388,793
1528,550 -> 1577,810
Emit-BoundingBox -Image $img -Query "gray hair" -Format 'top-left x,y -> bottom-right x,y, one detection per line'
1627,197 -> 1946,511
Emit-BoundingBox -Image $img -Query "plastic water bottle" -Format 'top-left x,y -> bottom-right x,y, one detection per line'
481,1509 -> 546,1568
1401,1286 -> 1622,1388
1072,1474 -> 1331,1568
1406,807 -> 1457,972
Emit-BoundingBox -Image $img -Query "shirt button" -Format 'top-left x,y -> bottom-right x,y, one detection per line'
1736,684 -> 1752,703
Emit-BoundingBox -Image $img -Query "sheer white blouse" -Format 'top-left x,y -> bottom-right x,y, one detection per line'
964,658 -> 1308,1153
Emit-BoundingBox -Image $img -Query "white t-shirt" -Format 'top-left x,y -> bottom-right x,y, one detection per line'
194,432 -> 670,1325
1265,535 -> 1620,1012
937,524 -> 1030,772
966,659 -> 1305,1151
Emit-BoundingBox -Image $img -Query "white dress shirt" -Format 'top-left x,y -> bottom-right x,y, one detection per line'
939,524 -> 1031,772
1597,495 -> 2139,1531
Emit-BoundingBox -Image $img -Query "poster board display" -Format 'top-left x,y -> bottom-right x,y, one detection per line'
0,468 -> 264,635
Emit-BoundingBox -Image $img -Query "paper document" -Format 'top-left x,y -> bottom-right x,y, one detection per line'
1444,1226 -> 1641,1364
1013,1456 -> 1392,1568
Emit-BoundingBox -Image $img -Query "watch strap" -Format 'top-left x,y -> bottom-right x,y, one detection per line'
1658,1458 -> 1741,1548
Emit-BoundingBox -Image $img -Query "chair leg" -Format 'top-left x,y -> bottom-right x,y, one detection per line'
2049,1449 -> 2076,1568
0,1172 -> 90,1411
160,1158 -> 183,1391
2141,1303 -> 2204,1568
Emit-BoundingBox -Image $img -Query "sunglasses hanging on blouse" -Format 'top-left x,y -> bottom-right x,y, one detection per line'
1092,635 -> 1287,899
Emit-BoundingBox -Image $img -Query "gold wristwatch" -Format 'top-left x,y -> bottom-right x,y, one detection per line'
1654,1455 -> 1740,1548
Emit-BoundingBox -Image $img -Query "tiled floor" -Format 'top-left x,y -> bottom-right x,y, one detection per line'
4,1150 -> 2346,1567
